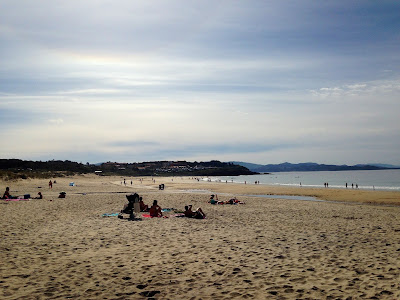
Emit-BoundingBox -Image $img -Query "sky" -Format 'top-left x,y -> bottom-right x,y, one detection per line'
1,1 -> 399,165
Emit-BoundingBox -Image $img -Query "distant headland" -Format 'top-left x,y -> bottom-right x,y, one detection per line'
230,161 -> 400,173
0,159 -> 256,180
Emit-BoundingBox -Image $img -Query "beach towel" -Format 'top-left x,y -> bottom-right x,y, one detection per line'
102,213 -> 120,217
172,213 -> 185,218
142,214 -> 168,218
142,213 -> 184,218
2,198 -> 30,201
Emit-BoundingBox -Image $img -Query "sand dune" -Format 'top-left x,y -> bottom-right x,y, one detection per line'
1,175 -> 399,299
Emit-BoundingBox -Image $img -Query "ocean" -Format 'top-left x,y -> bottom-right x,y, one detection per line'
209,169 -> 400,191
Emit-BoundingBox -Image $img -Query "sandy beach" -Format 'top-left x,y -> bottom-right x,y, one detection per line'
1,175 -> 400,299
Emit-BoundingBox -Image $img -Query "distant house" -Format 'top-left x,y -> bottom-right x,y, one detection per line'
169,161 -> 189,168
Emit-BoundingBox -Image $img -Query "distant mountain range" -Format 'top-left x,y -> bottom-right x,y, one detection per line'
230,162 -> 400,173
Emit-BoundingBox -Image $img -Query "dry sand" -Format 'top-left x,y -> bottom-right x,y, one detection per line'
1,175 -> 400,299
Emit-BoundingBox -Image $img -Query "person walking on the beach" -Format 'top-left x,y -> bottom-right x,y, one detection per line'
49,180 -> 52,189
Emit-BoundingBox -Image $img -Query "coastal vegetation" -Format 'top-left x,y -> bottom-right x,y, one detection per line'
0,159 -> 256,180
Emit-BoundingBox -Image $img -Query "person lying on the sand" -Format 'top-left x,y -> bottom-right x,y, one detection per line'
213,197 -> 245,205
184,205 -> 206,219
225,197 -> 244,204
139,197 -> 149,212
149,200 -> 163,217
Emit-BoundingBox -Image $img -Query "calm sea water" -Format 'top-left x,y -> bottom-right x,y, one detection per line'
210,169 -> 400,191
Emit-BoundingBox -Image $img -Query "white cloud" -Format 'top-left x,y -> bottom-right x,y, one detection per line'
346,84 -> 367,90
48,118 -> 64,125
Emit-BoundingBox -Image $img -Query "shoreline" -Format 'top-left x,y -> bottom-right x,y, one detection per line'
209,169 -> 400,192
145,176 -> 400,206
3,174 -> 400,206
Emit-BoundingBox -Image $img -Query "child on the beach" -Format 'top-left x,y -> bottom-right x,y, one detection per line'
2,187 -> 12,199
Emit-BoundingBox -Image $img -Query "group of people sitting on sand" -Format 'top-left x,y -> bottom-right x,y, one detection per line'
1,187 -> 43,200
120,193 -> 206,219
120,194 -> 164,219
208,194 -> 244,205
119,192 -> 245,220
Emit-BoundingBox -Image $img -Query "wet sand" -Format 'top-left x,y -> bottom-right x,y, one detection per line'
1,175 -> 399,299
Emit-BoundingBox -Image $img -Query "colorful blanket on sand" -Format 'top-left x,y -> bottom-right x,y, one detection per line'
161,208 -> 174,212
102,213 -> 120,217
2,198 -> 30,201
142,214 -> 158,218
142,213 -> 184,218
